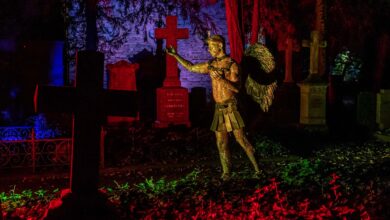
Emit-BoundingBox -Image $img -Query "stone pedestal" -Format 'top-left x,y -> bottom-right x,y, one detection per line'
376,89 -> 390,130
106,61 -> 139,124
155,87 -> 191,127
297,82 -> 328,125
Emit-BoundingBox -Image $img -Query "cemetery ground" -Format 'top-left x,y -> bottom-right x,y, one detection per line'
1,123 -> 389,219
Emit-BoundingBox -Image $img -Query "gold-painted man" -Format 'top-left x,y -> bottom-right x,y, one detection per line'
166,35 -> 261,180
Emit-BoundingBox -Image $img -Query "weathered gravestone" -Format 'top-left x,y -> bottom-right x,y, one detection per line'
297,83 -> 328,125
35,51 -> 137,220
376,89 -> 390,130
106,60 -> 139,124
154,16 -> 191,127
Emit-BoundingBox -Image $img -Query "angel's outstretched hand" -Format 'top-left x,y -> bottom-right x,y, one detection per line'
165,46 -> 177,56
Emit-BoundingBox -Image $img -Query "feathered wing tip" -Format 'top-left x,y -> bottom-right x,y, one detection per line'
245,43 -> 275,74
243,43 -> 277,112
245,75 -> 277,112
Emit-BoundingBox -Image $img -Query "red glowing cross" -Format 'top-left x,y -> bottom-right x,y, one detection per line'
278,38 -> 300,83
155,16 -> 189,87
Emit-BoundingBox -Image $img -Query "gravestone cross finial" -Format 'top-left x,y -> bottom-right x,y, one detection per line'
155,16 -> 189,87
302,30 -> 327,81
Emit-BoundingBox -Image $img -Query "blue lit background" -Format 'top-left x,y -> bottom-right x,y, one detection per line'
0,41 -> 66,140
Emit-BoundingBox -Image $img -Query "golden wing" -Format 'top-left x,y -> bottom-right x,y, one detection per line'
243,43 -> 277,112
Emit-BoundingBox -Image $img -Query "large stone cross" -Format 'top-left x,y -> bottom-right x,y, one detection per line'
34,51 -> 137,195
302,30 -> 327,79
155,16 -> 189,87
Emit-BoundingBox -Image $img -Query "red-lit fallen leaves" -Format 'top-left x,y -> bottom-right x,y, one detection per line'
103,174 -> 379,220
2,171 -> 384,219
1,129 -> 389,219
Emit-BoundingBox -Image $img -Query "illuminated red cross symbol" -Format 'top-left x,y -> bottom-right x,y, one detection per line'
155,16 -> 189,87
278,38 -> 300,83
34,51 -> 137,195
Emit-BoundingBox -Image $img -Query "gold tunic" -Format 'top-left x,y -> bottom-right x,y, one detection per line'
210,97 -> 245,132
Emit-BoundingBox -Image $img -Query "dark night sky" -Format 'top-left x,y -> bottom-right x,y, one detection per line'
0,0 -> 64,40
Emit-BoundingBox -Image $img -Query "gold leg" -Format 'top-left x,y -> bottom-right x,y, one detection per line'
233,129 -> 260,173
215,131 -> 231,179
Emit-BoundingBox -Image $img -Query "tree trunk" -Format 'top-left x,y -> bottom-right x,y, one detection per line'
85,0 -> 98,51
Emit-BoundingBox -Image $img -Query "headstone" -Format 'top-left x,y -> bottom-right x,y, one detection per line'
297,83 -> 328,125
35,51 -> 137,219
357,92 -> 377,130
154,16 -> 191,127
106,60 -> 139,124
376,89 -> 390,130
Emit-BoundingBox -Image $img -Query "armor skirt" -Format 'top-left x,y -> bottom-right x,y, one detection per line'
210,98 -> 245,132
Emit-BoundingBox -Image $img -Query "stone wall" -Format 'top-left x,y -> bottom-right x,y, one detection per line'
68,1 -> 229,100
178,1 -> 229,99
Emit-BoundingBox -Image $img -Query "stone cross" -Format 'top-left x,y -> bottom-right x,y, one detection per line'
302,30 -> 327,78
34,51 -> 137,195
155,16 -> 189,87
278,38 -> 300,83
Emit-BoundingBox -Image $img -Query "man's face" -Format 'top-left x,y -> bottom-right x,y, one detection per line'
208,41 -> 222,57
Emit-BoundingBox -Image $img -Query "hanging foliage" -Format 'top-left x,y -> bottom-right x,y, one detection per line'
331,49 -> 362,82
327,0 -> 390,57
64,0 -> 218,53
63,0 -> 219,82
241,0 -> 313,47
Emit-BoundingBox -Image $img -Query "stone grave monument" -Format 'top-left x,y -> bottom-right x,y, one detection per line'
154,16 -> 191,127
